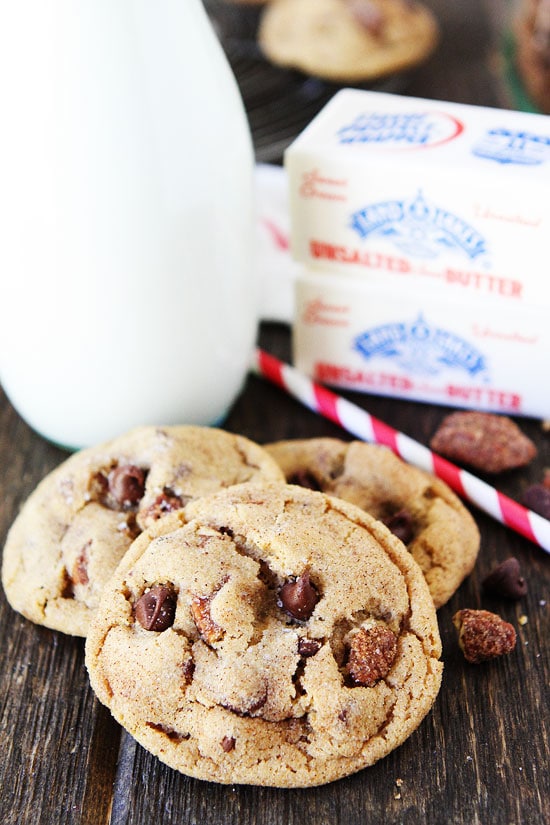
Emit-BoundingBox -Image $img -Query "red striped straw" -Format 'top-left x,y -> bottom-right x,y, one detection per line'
253,348 -> 550,555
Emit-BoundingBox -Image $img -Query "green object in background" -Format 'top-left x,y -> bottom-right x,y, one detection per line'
501,30 -> 542,114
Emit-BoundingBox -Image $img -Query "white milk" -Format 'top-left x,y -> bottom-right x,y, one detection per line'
0,0 -> 257,449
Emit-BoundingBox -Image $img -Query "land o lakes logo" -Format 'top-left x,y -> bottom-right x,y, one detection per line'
349,190 -> 488,260
337,111 -> 463,149
472,128 -> 550,165
354,314 -> 489,378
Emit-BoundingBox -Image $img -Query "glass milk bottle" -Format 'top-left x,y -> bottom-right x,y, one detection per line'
0,0 -> 257,449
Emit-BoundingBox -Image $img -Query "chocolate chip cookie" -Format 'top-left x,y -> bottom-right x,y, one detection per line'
2,426 -> 284,637
85,482 -> 443,787
258,0 -> 439,83
265,438 -> 480,608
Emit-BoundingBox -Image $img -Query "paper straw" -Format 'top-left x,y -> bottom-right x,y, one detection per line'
252,348 -> 550,555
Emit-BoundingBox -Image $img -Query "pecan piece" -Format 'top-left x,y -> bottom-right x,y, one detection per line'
72,540 -> 91,586
346,625 -> 397,687
430,412 -> 537,473
191,595 -> 224,645
453,609 -> 516,664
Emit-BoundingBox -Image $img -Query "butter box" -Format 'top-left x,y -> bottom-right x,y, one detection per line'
293,268 -> 550,418
285,89 -> 550,306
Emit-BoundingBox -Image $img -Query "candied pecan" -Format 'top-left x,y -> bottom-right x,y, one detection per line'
453,609 -> 516,664
191,595 -> 224,645
279,570 -> 319,621
482,558 -> 527,600
346,625 -> 398,687
430,412 -> 537,474
135,584 -> 177,631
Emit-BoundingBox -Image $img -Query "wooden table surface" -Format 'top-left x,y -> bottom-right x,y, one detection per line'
1,2 -> 548,824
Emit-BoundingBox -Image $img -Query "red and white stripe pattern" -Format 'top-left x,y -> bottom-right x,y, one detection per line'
253,348 -> 550,554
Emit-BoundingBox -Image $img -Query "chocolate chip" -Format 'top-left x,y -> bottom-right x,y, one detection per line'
383,509 -> 415,545
222,693 -> 267,717
279,571 -> 319,621
221,736 -> 236,753
298,637 -> 322,658
135,584 -> 177,631
288,470 -> 322,491
182,657 -> 195,684
346,0 -> 384,36
482,558 -> 527,600
108,464 -> 146,508
522,483 -> 550,520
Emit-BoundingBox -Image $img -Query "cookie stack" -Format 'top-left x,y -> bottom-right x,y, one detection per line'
3,426 -> 481,787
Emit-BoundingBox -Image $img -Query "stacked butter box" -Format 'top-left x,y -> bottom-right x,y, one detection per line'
284,88 -> 550,418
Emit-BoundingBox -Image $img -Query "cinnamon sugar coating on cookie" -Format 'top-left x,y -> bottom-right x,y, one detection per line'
266,438 -> 480,608
85,482 -> 443,787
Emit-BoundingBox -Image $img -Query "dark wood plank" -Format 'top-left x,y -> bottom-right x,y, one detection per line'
0,399 -> 122,825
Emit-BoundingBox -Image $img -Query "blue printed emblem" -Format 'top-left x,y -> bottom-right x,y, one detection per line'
354,314 -> 489,378
472,128 -> 550,165
336,111 -> 463,149
349,191 -> 487,261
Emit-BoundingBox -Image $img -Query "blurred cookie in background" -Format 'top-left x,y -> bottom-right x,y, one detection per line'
515,0 -> 550,112
258,0 -> 440,83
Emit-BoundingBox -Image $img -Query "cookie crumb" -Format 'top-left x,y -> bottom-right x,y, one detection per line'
518,614 -> 528,626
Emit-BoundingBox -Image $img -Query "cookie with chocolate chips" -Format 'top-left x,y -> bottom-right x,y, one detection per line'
85,481 -> 442,787
258,0 -> 439,83
265,438 -> 480,608
1,426 -> 284,637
